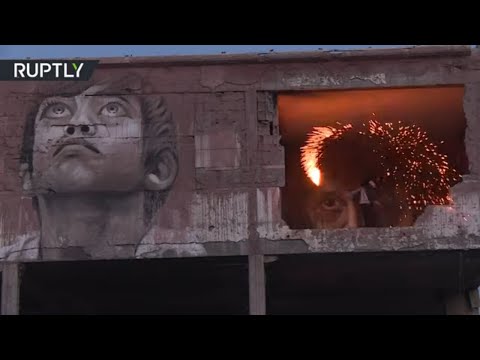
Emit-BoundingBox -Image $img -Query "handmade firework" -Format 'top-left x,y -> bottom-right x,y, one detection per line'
301,118 -> 461,217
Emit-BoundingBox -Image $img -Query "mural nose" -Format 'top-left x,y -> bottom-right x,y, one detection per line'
63,125 -> 96,136
64,125 -> 76,136
80,124 -> 96,136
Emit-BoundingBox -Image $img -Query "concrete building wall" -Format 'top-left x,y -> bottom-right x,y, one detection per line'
0,45 -> 479,264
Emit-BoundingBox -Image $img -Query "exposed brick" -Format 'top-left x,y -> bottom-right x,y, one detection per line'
258,147 -> 285,167
195,92 -> 246,132
255,167 -> 285,187
258,135 -> 282,146
257,110 -> 267,121
195,131 -> 239,150
257,100 -> 266,114
195,148 -> 241,169
195,168 -> 254,190
257,126 -> 272,137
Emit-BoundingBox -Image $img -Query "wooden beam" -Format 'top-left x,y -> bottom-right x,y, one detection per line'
1,263 -> 21,315
92,46 -> 472,67
249,255 -> 266,315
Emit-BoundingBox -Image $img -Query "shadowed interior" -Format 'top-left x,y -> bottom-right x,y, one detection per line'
266,250 -> 480,315
16,250 -> 480,315
19,257 -> 249,315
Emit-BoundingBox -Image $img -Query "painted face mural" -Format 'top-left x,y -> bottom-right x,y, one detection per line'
32,91 -> 145,193
13,74 -> 180,258
25,78 -> 178,195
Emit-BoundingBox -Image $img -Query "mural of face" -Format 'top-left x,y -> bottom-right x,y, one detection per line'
16,75 -> 180,257
32,90 -> 145,193
24,79 -> 178,197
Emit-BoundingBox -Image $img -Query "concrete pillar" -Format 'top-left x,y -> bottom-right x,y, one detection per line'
1,263 -> 21,315
249,255 -> 266,315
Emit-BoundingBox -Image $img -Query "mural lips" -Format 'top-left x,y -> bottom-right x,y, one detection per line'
52,138 -> 101,158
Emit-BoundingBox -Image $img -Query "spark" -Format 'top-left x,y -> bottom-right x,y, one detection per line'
301,126 -> 334,186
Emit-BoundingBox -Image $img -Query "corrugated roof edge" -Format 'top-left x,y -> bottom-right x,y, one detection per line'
28,45 -> 473,67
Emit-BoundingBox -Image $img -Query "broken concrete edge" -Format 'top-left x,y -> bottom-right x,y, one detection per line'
262,236 -> 480,254
23,46 -> 472,68
256,227 -> 480,253
0,241 -> 250,262
2,236 -> 480,263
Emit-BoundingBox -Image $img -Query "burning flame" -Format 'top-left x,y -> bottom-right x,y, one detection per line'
301,127 -> 334,186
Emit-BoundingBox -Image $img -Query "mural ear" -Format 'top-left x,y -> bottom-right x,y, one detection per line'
144,150 -> 178,191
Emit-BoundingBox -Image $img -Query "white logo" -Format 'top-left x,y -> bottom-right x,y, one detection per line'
13,62 -> 84,79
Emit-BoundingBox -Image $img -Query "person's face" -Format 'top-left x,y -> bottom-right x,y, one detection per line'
305,180 -> 362,229
31,90 -> 145,193
305,178 -> 414,229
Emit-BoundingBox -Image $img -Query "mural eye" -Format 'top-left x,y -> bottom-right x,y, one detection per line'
44,103 -> 71,118
321,198 -> 342,211
100,102 -> 126,117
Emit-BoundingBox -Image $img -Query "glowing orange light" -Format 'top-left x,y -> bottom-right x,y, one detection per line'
301,126 -> 334,186
309,167 -> 321,186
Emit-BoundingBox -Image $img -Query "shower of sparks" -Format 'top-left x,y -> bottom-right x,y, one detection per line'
301,118 -> 461,214
300,126 -> 335,186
